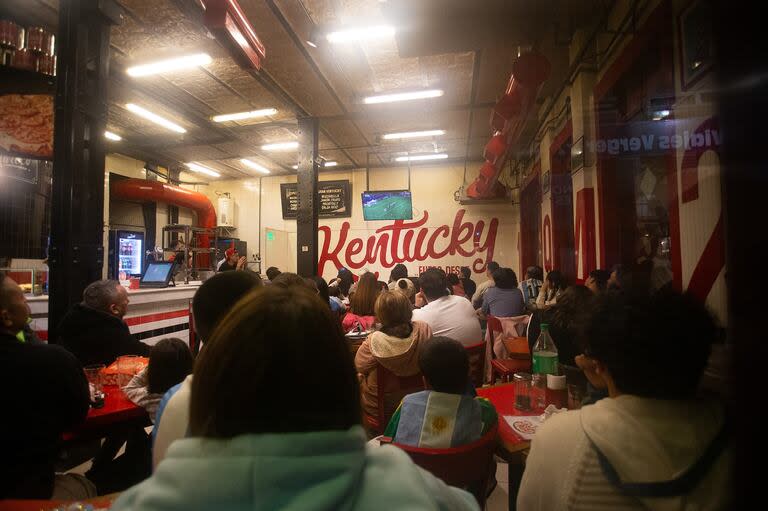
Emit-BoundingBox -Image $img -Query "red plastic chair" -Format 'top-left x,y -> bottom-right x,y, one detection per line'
383,424 -> 499,508
363,364 -> 425,435
487,315 -> 532,383
465,342 -> 486,388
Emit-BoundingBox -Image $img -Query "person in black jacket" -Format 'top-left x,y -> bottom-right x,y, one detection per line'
58,280 -> 149,367
0,275 -> 93,499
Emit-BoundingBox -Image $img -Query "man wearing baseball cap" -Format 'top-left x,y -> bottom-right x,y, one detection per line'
218,247 -> 243,272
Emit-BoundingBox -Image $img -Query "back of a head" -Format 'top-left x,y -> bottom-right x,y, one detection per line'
582,290 -> 717,399
589,269 -> 611,292
375,290 -> 412,331
419,337 -> 469,394
393,278 -> 415,300
192,271 -> 262,341
350,272 -> 379,316
271,272 -> 308,289
82,280 -> 120,313
492,268 -> 519,289
446,273 -> 460,286
148,338 -> 194,394
389,263 -> 408,283
337,269 -> 355,296
550,285 -> 595,330
190,285 -> 360,437
546,270 -> 566,291
486,261 -> 500,274
265,267 -> 281,281
312,276 -> 330,303
419,268 -> 449,301
526,266 -> 543,281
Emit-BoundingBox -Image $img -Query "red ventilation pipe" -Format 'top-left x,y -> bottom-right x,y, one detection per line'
110,178 -> 217,262
467,51 -> 550,199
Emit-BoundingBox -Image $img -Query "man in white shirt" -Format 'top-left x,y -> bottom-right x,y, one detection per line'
413,268 -> 482,347
471,261 -> 500,309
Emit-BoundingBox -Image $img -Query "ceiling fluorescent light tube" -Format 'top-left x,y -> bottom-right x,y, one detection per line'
323,161 -> 338,167
126,53 -> 212,77
212,108 -> 278,122
395,153 -> 449,162
382,129 -> 445,140
126,103 -> 187,133
104,131 -> 122,141
240,158 -> 270,174
262,141 -> 299,151
364,89 -> 443,104
326,25 -> 395,43
185,162 -> 221,177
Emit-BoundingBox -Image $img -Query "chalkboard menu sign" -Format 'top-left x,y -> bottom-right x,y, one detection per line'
280,180 -> 351,219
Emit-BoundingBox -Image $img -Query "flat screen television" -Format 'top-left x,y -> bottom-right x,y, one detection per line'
139,262 -> 175,288
361,190 -> 413,221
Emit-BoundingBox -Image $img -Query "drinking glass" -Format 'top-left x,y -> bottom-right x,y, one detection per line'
83,364 -> 105,404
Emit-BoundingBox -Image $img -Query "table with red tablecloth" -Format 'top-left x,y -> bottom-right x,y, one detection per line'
63,385 -> 148,442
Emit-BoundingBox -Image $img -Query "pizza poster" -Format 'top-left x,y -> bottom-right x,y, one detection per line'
0,94 -> 54,159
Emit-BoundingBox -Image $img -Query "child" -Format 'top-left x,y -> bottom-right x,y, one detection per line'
384,336 -> 497,448
123,338 -> 193,423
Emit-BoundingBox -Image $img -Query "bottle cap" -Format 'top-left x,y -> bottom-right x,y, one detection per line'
540,323 -> 549,330
547,374 -> 566,390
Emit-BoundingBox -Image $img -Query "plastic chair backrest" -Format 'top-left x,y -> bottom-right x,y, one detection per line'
391,424 -> 499,507
464,342 -> 485,387
375,364 -> 426,430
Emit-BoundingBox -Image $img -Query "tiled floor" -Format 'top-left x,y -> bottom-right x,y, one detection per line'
487,461 -> 511,511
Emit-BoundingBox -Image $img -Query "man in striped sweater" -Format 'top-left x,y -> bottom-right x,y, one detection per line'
518,290 -> 729,510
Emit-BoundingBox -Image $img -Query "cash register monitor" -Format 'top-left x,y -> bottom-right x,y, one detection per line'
140,262 -> 175,288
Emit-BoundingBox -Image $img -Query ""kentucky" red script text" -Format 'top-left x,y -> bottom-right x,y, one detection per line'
318,209 -> 498,275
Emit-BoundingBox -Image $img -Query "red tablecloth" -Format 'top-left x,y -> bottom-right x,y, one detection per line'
477,382 -> 543,454
63,385 -> 147,441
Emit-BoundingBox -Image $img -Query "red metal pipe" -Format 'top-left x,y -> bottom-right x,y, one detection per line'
110,179 -> 217,257
467,51 -> 550,199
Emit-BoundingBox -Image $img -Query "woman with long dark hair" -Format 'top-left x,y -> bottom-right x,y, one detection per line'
536,269 -> 567,309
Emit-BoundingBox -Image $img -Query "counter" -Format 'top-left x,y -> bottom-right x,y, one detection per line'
26,283 -> 201,346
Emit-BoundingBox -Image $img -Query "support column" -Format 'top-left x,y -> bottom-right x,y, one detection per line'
296,117 -> 319,277
48,0 -> 121,341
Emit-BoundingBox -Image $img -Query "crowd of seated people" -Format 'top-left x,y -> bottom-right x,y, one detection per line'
1,261 -> 731,509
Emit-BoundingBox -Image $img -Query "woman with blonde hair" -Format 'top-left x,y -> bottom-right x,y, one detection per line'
355,291 -> 432,418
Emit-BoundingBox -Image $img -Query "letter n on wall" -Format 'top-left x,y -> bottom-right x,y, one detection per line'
574,188 -> 596,282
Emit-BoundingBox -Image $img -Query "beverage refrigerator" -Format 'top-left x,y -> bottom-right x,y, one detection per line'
108,230 -> 145,279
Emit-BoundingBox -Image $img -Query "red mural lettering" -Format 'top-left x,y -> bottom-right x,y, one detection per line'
317,209 -> 499,276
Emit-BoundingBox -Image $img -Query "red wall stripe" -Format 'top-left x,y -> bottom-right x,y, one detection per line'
124,309 -> 190,327
687,213 -> 725,302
